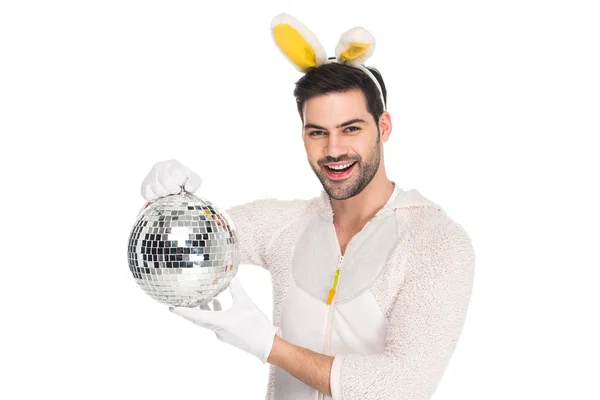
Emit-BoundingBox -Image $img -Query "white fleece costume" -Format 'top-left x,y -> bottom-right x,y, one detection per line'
225,183 -> 475,400
170,14 -> 474,399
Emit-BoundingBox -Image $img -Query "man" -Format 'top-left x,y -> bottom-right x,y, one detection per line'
139,14 -> 475,400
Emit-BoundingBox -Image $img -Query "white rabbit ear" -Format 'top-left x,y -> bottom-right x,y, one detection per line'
271,13 -> 328,72
335,27 -> 376,65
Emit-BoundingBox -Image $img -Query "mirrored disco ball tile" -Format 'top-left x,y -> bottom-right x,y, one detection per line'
127,191 -> 239,307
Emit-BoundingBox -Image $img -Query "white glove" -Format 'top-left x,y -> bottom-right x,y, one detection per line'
141,159 -> 202,201
169,277 -> 280,364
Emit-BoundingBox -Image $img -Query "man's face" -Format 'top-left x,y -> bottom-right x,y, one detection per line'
302,89 -> 384,200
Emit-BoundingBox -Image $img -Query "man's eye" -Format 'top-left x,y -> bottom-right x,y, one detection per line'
345,126 -> 360,133
309,131 -> 326,137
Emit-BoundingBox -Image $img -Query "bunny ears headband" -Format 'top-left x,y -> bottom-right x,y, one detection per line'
271,13 -> 386,110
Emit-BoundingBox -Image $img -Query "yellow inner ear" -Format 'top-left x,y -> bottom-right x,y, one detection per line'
339,42 -> 370,62
273,24 -> 317,71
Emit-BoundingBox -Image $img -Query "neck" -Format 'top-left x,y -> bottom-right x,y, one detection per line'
330,170 -> 394,228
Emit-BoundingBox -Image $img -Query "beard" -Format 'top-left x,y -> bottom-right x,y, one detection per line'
309,131 -> 381,201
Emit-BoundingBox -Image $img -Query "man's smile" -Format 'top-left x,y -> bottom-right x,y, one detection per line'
323,161 -> 357,180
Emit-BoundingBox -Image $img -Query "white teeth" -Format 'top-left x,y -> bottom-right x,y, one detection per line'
328,162 -> 355,170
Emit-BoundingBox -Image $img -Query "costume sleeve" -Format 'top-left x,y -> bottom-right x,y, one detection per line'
329,216 -> 476,400
225,198 -> 298,271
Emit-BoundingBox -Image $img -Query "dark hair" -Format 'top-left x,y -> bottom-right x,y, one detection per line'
293,62 -> 387,124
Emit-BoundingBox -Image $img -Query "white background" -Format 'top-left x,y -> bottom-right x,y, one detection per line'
1,0 -> 599,399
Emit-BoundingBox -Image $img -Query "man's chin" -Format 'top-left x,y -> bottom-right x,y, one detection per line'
321,180 -> 356,201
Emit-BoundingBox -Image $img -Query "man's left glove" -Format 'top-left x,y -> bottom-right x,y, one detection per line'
169,277 -> 280,364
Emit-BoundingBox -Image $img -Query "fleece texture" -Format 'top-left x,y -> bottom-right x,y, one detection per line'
225,187 -> 475,400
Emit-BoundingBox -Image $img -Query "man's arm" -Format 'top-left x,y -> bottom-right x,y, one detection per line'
330,216 -> 475,399
225,198 -> 304,271
267,335 -> 335,396
266,215 -> 475,399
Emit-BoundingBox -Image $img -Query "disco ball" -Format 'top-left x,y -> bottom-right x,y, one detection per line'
127,189 -> 239,307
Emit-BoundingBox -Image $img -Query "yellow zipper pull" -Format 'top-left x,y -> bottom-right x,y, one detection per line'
326,256 -> 344,305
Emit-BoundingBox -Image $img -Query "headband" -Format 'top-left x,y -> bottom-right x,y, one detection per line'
271,13 -> 386,110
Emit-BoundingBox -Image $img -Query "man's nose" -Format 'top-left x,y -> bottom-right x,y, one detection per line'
325,133 -> 347,159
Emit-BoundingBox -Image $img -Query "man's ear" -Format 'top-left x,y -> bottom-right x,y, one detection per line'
378,111 -> 392,142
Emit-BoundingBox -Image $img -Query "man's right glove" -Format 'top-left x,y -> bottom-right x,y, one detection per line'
140,159 -> 202,201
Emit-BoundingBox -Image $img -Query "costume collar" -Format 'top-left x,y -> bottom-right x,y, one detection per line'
315,183 -> 440,222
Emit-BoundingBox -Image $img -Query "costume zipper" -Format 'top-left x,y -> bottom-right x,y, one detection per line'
316,190 -> 400,399
323,256 -> 343,351
317,255 -> 344,400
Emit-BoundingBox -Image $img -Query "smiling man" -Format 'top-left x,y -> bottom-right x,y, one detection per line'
139,14 -> 475,400
299,64 -> 394,246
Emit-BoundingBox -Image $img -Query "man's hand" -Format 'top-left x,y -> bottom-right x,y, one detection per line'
169,277 -> 280,364
141,159 -> 202,201
172,277 -> 336,396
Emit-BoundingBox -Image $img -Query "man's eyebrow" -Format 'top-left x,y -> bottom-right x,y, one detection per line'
303,123 -> 326,130
336,118 -> 368,128
303,119 -> 368,131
